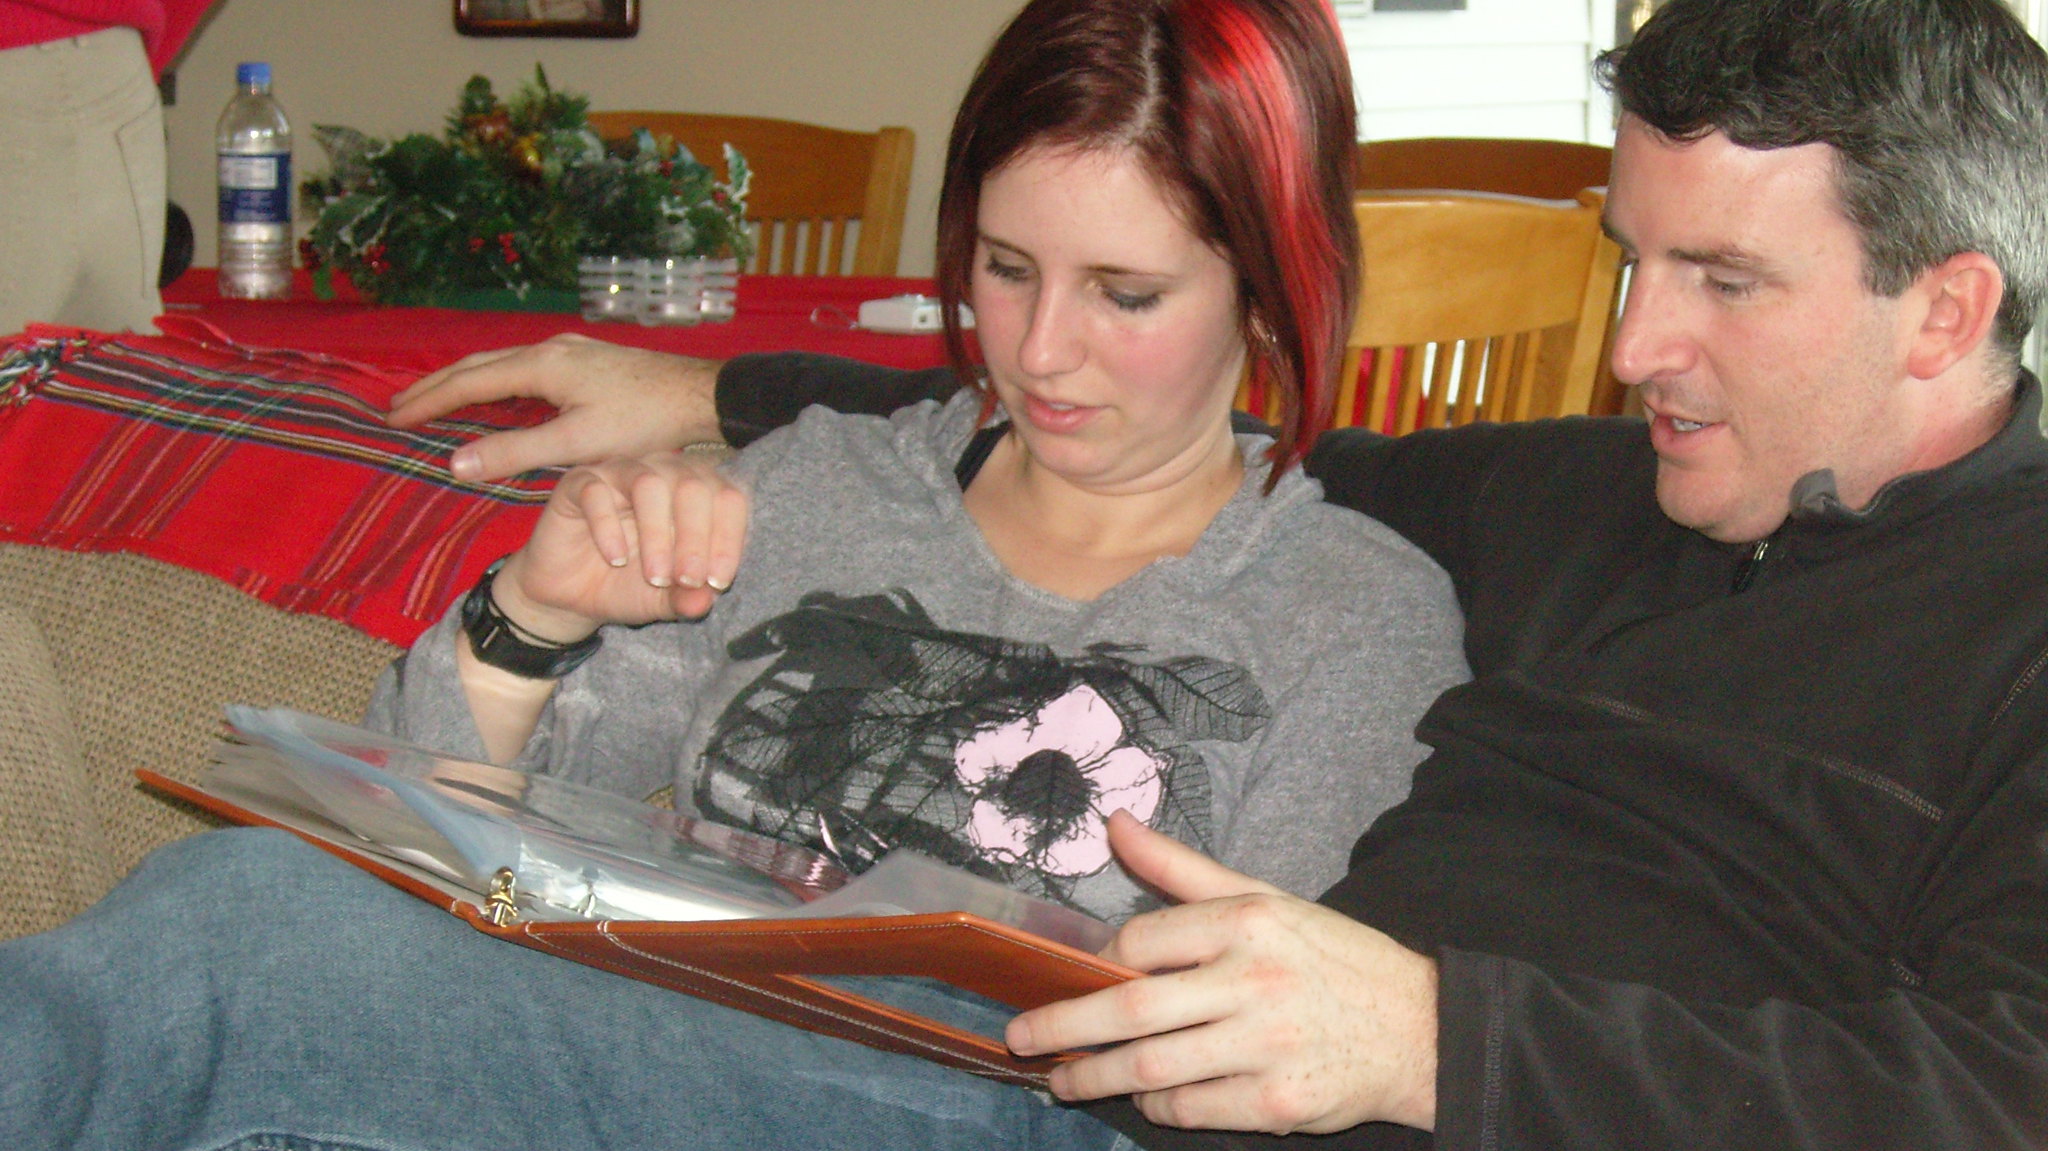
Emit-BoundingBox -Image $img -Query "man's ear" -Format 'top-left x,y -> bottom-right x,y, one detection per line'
1904,252 -> 2004,380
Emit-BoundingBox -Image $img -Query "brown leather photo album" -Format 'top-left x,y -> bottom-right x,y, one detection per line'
138,708 -> 1134,1086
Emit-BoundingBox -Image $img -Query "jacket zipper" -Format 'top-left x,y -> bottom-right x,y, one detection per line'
1731,539 -> 1771,593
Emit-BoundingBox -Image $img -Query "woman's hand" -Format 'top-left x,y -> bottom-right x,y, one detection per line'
497,448 -> 751,634
459,448 -> 750,764
388,334 -> 727,482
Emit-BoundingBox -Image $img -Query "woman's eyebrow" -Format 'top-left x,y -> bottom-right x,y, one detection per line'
976,233 -> 1175,280
977,232 -> 1028,257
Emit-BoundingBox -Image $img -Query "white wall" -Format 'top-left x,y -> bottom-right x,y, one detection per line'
1337,0 -> 1616,145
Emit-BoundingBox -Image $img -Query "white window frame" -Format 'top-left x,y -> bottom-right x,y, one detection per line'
1331,0 -> 1621,144
2019,0 -> 2048,375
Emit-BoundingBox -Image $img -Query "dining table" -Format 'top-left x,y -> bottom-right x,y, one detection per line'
156,268 -> 954,377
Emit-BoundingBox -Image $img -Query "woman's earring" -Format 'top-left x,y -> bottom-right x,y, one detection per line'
1247,315 -> 1279,352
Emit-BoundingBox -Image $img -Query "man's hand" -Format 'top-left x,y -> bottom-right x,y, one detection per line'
1007,812 -> 1439,1135
388,334 -> 726,481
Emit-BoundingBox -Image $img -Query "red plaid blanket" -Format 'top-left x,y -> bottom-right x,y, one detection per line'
0,324 -> 552,646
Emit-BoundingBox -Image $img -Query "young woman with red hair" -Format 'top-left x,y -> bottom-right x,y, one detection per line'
0,2 -> 1464,1148
374,0 -> 1458,931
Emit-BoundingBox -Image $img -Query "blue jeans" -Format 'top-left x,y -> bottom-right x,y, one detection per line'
0,828 -> 1133,1151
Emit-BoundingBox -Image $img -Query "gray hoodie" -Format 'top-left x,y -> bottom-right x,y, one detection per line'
369,393 -> 1467,922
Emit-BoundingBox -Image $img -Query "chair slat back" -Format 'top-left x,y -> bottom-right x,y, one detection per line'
584,112 -> 915,276
1242,190 -> 1620,435
1353,190 -> 1619,434
1354,137 -> 1630,418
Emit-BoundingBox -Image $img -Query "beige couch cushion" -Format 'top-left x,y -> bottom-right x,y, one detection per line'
0,543 -> 401,932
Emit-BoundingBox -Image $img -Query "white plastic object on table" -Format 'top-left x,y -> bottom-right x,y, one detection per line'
857,294 -> 976,334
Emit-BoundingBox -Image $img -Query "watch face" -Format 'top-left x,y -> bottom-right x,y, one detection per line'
460,565 -> 600,680
460,560 -> 504,630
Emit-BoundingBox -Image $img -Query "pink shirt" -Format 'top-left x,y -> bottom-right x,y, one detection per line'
1,1 -> 216,75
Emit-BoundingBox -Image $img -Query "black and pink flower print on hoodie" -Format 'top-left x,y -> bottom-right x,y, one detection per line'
695,590 -> 1271,916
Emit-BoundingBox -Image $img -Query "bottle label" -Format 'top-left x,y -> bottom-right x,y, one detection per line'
217,153 -> 293,224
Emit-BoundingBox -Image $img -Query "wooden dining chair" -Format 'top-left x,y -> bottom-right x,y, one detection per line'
1355,137 -> 1631,417
1239,189 -> 1622,435
584,111 -> 915,276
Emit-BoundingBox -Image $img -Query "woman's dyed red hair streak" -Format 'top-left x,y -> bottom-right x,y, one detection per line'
1171,0 -> 1354,474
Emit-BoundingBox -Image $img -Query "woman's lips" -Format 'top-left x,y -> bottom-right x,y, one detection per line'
1019,392 -> 1100,433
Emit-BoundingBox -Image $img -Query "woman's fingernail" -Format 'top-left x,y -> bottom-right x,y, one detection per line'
450,450 -> 480,480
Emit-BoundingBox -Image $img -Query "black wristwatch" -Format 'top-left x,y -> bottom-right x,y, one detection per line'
459,559 -> 603,680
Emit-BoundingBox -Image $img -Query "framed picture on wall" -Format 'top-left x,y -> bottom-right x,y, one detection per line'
455,0 -> 638,38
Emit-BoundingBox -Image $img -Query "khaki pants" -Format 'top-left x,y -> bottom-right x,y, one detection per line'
0,27 -> 165,336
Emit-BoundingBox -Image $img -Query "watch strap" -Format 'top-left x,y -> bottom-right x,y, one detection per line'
459,559 -> 603,680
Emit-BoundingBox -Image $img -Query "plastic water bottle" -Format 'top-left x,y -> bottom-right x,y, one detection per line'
215,62 -> 293,300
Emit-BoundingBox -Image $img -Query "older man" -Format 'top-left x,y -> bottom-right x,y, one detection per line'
350,0 -> 2048,1144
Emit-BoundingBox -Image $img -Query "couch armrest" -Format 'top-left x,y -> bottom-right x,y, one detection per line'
0,544 -> 403,927
0,602 -> 115,938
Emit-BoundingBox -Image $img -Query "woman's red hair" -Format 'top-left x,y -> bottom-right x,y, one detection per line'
935,0 -> 1359,481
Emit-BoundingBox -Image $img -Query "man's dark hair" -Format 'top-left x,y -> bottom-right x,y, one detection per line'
1598,0 -> 2048,368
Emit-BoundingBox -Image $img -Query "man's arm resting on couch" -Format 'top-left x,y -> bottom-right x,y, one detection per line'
715,353 -> 960,448
388,338 -> 958,481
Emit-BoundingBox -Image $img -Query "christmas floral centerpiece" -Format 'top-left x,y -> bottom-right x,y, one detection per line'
299,68 -> 752,307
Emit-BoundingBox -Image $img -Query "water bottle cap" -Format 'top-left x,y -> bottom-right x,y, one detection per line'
236,62 -> 272,87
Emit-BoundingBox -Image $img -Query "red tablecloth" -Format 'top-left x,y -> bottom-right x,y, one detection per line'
159,268 -> 953,377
